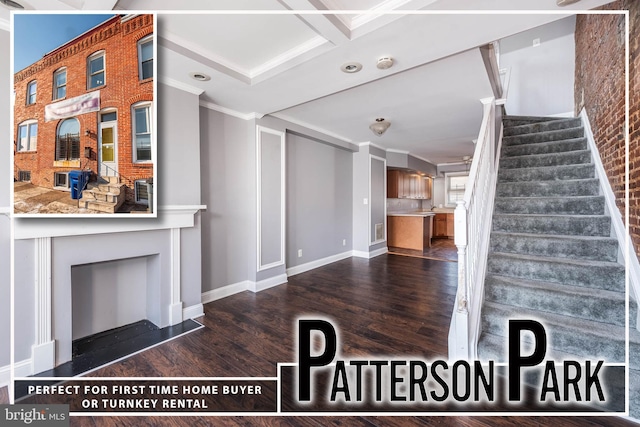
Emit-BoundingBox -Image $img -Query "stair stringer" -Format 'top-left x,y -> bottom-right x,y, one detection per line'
580,108 -> 640,330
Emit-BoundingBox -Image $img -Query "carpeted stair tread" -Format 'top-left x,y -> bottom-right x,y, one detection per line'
630,327 -> 640,371
492,213 -> 611,237
477,331 -> 579,363
494,195 -> 605,215
487,252 -> 624,291
630,370 -> 640,419
499,150 -> 591,169
503,116 -> 565,127
489,231 -> 618,261
502,137 -> 588,157
503,127 -> 585,146
498,163 -> 595,182
484,273 -> 625,324
481,301 -> 625,362
503,117 -> 582,136
496,178 -> 599,198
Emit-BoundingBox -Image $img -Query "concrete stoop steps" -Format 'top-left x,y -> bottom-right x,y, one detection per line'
78,175 -> 125,213
477,115 -> 630,412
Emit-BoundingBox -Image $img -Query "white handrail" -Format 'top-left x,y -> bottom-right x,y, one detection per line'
448,97 -> 502,360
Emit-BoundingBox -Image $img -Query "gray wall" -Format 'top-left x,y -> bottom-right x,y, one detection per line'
157,83 -> 202,206
13,239 -> 35,363
0,29 -> 8,207
0,216 -> 11,368
500,16 -> 576,117
200,108 -> 255,291
286,132 -> 353,267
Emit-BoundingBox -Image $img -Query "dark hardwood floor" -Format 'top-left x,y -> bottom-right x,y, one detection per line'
389,239 -> 458,262
9,254 -> 636,426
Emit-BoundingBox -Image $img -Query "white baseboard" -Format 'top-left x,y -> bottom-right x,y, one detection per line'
201,280 -> 252,304
0,359 -> 33,387
353,247 -> 388,259
286,251 -> 352,277
249,274 -> 288,293
183,303 -> 204,320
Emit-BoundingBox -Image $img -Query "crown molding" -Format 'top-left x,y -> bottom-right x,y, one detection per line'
199,100 -> 263,121
386,148 -> 409,154
160,77 -> 204,96
359,141 -> 387,152
250,35 -> 328,79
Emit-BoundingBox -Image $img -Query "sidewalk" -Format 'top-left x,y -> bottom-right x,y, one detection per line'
14,182 -> 103,214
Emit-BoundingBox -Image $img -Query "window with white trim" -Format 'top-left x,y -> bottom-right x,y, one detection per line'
135,180 -> 149,205
26,80 -> 36,105
17,120 -> 37,152
445,173 -> 468,206
54,172 -> 69,189
132,102 -> 152,162
88,51 -> 105,89
137,35 -> 153,80
53,68 -> 66,100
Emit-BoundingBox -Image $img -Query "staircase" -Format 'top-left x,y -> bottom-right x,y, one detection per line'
478,115 -> 626,370
630,297 -> 640,418
78,175 -> 125,213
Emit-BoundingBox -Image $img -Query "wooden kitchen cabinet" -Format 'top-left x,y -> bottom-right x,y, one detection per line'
387,170 -> 432,199
434,213 -> 454,238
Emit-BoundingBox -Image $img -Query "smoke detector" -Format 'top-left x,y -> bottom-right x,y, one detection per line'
376,57 -> 394,70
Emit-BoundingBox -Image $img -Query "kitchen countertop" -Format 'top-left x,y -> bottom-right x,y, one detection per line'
387,211 -> 435,217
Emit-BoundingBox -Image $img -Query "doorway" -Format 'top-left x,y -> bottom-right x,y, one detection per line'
99,111 -> 117,177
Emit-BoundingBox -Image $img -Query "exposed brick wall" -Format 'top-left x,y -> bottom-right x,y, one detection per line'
574,2 -> 639,258
13,14 -> 154,204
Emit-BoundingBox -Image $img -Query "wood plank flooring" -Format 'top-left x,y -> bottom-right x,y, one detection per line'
6,254 -> 636,426
389,239 -> 458,262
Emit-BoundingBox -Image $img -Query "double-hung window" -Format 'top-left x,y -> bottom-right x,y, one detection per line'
132,102 -> 152,162
53,68 -> 66,100
445,173 -> 469,206
17,120 -> 37,152
88,51 -> 105,89
26,80 -> 36,105
137,35 -> 153,80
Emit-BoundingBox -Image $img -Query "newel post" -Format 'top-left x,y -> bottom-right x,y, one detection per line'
452,200 -> 469,359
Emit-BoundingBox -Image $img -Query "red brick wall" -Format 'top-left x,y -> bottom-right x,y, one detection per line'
574,2 -> 639,258
13,14 -> 154,203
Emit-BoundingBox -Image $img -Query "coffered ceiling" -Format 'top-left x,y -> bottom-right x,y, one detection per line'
1,0 -> 617,164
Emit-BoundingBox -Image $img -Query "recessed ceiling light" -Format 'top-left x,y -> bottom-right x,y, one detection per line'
340,62 -> 362,73
0,0 -> 24,8
189,72 -> 211,81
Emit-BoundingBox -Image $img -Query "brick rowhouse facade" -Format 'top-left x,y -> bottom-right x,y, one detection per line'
13,14 -> 154,204
575,2 -> 639,258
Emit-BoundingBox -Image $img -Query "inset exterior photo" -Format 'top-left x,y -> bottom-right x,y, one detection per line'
13,13 -> 155,215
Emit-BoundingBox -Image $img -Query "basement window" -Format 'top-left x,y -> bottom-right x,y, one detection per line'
54,172 -> 70,189
18,171 -> 31,182
135,180 -> 149,205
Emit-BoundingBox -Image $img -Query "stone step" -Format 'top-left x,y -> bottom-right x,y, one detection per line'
502,137 -> 587,157
500,150 -> 591,169
503,117 -> 582,136
79,199 -> 119,214
489,232 -> 618,262
496,178 -> 599,198
81,189 -> 120,204
503,126 -> 584,145
498,163 -> 595,183
487,252 -> 625,292
87,182 -> 124,195
484,273 -> 625,323
492,213 -> 611,237
98,175 -> 120,185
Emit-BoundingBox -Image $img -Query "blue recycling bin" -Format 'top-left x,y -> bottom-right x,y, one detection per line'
69,170 -> 90,200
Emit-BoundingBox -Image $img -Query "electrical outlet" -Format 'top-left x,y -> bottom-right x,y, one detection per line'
298,249 -> 303,258
363,198 -> 368,205
342,239 -> 346,246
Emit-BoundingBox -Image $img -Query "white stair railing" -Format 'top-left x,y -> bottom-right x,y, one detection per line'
448,97 -> 502,360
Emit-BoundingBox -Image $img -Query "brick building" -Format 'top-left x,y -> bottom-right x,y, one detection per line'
13,14 -> 154,210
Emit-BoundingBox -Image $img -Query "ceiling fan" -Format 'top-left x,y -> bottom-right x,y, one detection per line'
0,0 -> 24,8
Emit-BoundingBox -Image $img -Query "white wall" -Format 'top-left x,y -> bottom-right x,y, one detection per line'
0,28 -> 9,375
500,16 -> 576,117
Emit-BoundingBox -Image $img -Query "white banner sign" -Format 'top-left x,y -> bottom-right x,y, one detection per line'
45,91 -> 100,122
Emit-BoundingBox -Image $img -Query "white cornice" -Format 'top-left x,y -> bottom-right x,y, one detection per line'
437,161 -> 467,167
250,35 -> 328,79
199,100 -> 263,121
386,149 -> 410,154
350,0 -> 413,29
270,113 -> 353,143
359,141 -> 387,152
160,77 -> 204,96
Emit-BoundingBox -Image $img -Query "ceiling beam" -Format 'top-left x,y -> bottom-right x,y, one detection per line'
277,0 -> 351,45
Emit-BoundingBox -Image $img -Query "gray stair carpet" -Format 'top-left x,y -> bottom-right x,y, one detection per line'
477,115 -> 628,411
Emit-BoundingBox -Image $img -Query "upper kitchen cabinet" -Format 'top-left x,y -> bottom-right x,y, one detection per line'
387,169 -> 432,199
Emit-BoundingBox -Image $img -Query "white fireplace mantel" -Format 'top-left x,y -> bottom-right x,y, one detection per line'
14,205 -> 205,240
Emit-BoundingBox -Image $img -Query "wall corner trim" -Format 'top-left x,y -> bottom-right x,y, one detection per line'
183,303 -> 204,320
